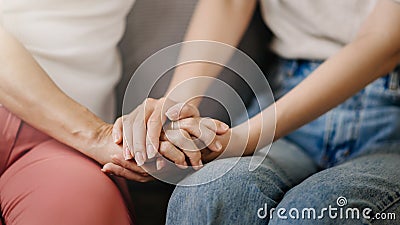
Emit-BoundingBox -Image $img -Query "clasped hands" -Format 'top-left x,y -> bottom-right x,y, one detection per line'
101,98 -> 231,181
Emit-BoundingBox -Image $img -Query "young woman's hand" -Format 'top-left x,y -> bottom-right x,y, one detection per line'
159,117 -> 231,167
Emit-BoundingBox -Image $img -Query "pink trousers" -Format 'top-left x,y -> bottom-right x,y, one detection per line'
0,106 -> 133,225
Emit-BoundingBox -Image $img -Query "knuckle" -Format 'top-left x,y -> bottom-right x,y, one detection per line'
186,104 -> 199,114
167,130 -> 187,146
171,135 -> 185,147
145,98 -> 155,104
158,97 -> 166,105
114,117 -> 122,125
205,118 -> 215,126
133,141 -> 145,150
159,148 -> 167,155
184,149 -> 200,158
114,166 -> 125,176
147,132 -> 160,141
203,130 -> 214,142
120,170 -> 130,178
177,154 -> 186,164
202,118 -> 214,128
147,133 -> 160,141
122,115 -> 132,123
159,146 -> 167,154
140,171 -> 149,177
133,118 -> 146,129
111,155 -> 121,164
179,129 -> 191,139
180,119 -> 194,128
147,117 -> 161,125
159,142 -> 171,154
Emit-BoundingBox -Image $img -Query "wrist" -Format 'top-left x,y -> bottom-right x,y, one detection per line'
66,107 -> 110,154
223,126 -> 249,158
78,121 -> 114,164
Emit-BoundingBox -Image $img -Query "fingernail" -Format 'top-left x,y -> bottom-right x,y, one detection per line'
215,141 -> 222,151
176,161 -> 188,169
222,123 -> 229,131
147,144 -> 157,159
165,109 -> 178,120
101,164 -> 110,172
124,147 -> 132,160
156,158 -> 166,171
135,152 -> 145,166
113,132 -> 119,143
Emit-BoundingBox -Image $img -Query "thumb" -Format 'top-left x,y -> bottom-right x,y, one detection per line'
112,117 -> 123,144
165,103 -> 200,121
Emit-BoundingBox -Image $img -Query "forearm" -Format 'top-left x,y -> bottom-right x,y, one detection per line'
166,0 -> 257,105
231,0 -> 400,155
0,26 -> 104,155
230,43 -> 399,156
275,40 -> 399,140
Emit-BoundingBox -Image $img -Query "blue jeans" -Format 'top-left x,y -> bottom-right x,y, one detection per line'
274,60 -> 400,168
166,60 -> 400,224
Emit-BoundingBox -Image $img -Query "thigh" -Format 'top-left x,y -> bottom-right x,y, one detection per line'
270,152 -> 400,225
166,139 -> 318,225
0,139 -> 132,225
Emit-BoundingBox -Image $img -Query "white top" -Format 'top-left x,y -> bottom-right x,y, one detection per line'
0,0 -> 135,122
260,0 -> 399,60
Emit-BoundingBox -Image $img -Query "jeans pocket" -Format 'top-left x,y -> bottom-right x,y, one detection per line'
366,69 -> 400,107
274,59 -> 316,98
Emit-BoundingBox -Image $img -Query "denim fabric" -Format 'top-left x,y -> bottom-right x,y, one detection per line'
166,60 -> 400,224
275,59 -> 400,168
270,143 -> 400,225
167,144 -> 400,224
166,140 -> 319,225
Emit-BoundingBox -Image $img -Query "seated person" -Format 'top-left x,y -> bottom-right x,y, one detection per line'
108,0 -> 400,224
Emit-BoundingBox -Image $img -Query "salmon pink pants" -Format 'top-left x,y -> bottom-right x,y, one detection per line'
0,106 -> 133,225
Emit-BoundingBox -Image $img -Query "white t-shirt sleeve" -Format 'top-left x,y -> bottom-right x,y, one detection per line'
0,0 -> 3,25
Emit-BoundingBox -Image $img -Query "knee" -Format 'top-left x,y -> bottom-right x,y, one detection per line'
174,157 -> 288,201
49,159 -> 131,225
269,170 -> 366,225
167,157 -> 289,223
17,146 -> 130,225
1,140 -> 131,225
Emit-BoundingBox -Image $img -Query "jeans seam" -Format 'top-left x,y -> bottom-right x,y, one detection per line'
321,110 -> 334,167
369,191 -> 400,223
388,69 -> 399,92
260,156 -> 295,188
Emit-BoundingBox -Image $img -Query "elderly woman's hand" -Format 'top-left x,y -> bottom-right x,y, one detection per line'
110,100 -> 230,172
103,115 -> 230,176
112,98 -> 202,166
88,122 -> 152,182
